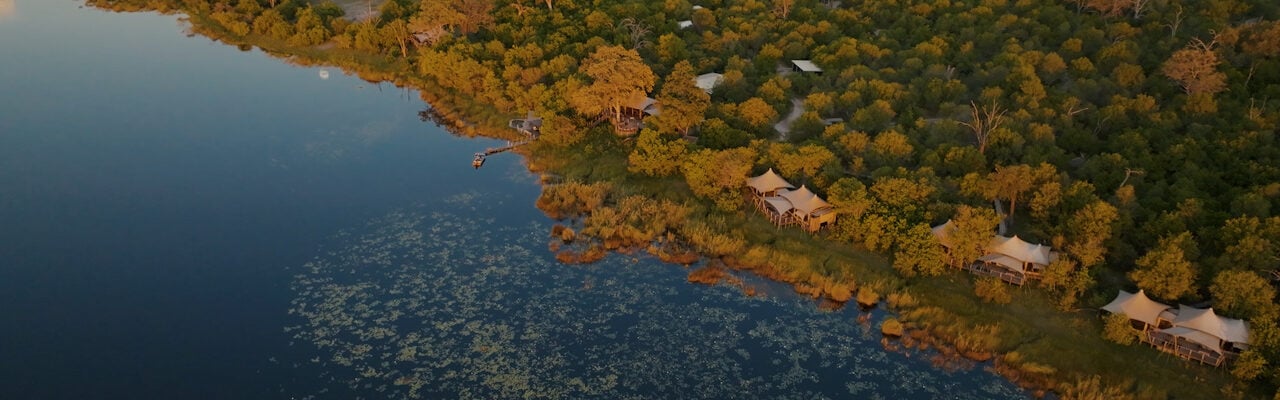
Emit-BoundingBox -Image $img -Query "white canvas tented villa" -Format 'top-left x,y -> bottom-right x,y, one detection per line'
1103,290 -> 1252,367
930,220 -> 1056,286
1101,289 -> 1171,330
746,169 -> 836,232
746,168 -> 793,197
983,235 -> 1054,275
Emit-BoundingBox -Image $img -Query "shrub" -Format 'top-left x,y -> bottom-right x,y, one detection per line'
535,181 -> 611,219
1101,312 -> 1137,345
974,277 -> 1012,304
881,318 -> 904,337
856,287 -> 880,308
1230,350 -> 1266,381
679,219 -> 746,257
1057,375 -> 1134,400
886,291 -> 918,310
582,196 -> 690,249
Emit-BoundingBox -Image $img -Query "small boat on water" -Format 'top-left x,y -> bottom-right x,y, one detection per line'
318,70 -> 330,80
472,153 -> 485,168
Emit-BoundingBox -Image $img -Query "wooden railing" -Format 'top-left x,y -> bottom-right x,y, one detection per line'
1144,332 -> 1225,367
965,263 -> 1026,286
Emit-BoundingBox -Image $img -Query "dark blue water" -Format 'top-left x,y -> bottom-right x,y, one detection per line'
0,2 -> 1029,399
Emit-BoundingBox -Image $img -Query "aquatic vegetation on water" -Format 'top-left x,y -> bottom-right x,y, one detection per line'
287,202 -> 1028,399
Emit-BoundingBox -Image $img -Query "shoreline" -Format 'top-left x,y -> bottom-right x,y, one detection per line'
85,2 -> 1263,398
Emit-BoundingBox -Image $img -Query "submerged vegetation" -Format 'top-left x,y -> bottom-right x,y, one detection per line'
89,0 -> 1280,396
285,202 -> 1028,398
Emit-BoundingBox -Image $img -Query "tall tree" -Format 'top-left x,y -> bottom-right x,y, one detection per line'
768,143 -> 836,185
1129,232 -> 1199,301
1241,21 -> 1280,58
571,46 -> 657,122
455,0 -> 494,34
959,101 -> 1005,154
947,205 -> 1002,269
617,18 -> 652,49
408,0 -> 463,44
681,147 -> 757,211
773,0 -> 794,18
652,61 -> 709,136
1084,0 -> 1132,17
1161,38 -> 1227,95
990,164 -> 1036,218
738,97 -> 778,129
1065,200 -> 1119,268
1220,216 -> 1280,272
895,223 -> 947,277
1210,270 -> 1278,321
381,19 -> 411,57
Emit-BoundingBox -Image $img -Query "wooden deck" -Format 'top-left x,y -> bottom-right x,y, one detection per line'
965,262 -> 1026,286
1144,331 -> 1226,366
611,117 -> 642,135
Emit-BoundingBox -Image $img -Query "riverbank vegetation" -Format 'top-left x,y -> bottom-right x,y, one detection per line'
91,0 -> 1280,397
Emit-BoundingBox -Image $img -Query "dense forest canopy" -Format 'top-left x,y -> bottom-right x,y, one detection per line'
92,0 -> 1280,395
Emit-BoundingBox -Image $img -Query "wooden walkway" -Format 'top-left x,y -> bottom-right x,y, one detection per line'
482,140 -> 529,156
471,140 -> 530,168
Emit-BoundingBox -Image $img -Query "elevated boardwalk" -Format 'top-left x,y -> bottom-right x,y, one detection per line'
471,140 -> 530,168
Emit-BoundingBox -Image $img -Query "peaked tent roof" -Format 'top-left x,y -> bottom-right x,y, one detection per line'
986,235 -> 1052,266
792,194 -> 833,216
746,168 -> 795,194
763,196 -> 793,214
1102,290 -> 1172,327
779,185 -> 832,216
1224,318 -> 1251,346
1161,326 -> 1224,353
1173,305 -> 1250,344
931,220 -> 956,249
779,185 -> 816,205
979,253 -> 1025,273
695,73 -> 723,93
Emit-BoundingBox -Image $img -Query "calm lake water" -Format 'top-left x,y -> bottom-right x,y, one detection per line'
0,1 -> 1029,398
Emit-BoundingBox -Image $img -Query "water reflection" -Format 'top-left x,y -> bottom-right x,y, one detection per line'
0,0 -> 15,21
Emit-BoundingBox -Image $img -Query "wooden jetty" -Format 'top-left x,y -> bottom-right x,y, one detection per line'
470,140 -> 530,168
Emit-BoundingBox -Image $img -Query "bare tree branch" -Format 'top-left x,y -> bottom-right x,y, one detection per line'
958,101 -> 1006,155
